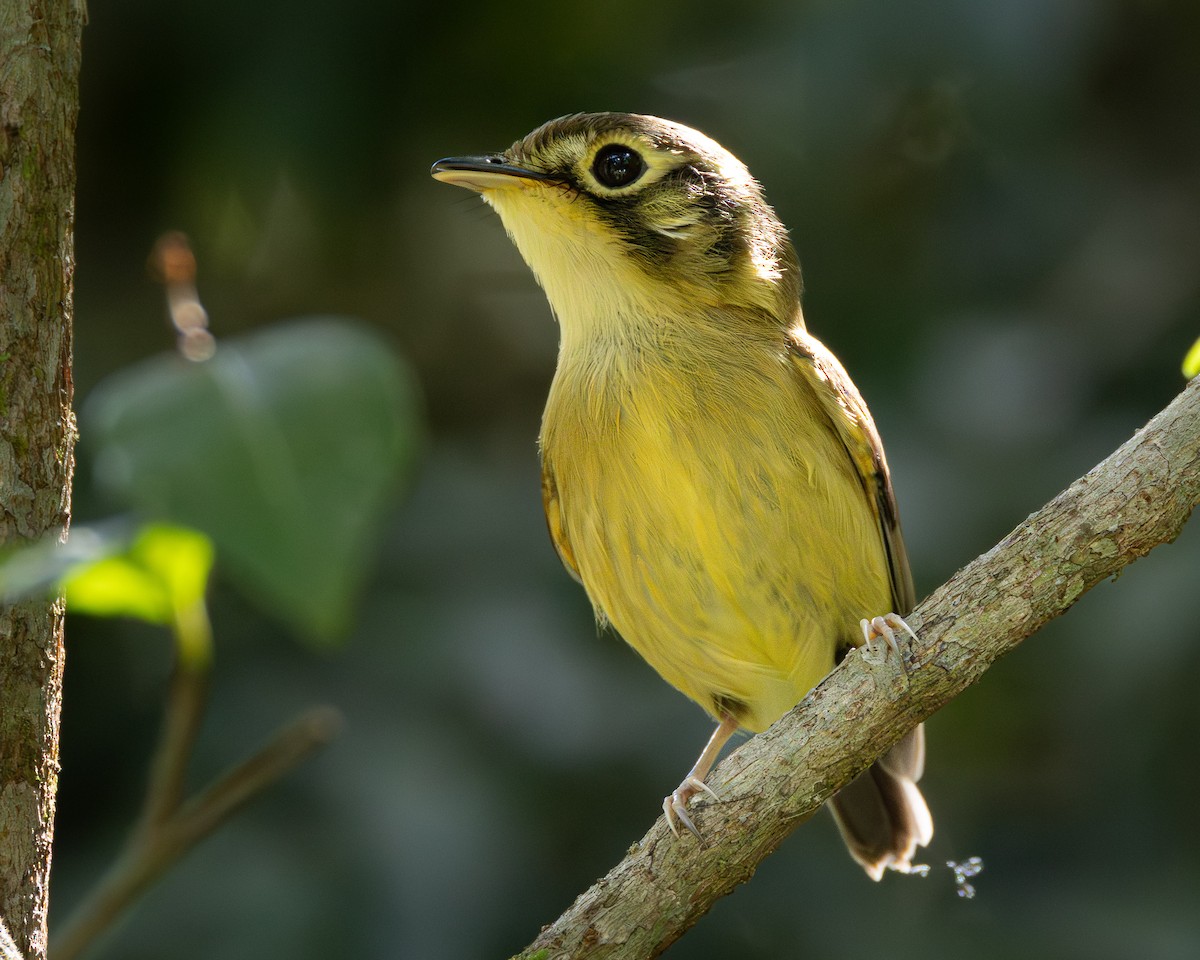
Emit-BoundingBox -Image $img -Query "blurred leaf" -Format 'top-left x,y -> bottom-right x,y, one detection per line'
84,318 -> 423,644
1184,335 -> 1200,379
65,556 -> 172,624
0,521 -> 130,603
64,524 -> 213,628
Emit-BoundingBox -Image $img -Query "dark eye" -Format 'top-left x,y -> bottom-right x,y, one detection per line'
592,143 -> 645,189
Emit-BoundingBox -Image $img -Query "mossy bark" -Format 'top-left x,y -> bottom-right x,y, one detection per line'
0,1 -> 84,957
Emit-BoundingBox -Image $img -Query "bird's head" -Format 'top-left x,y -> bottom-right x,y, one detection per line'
433,113 -> 802,340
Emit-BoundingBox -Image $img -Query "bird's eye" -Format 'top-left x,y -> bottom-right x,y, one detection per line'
592,144 -> 645,189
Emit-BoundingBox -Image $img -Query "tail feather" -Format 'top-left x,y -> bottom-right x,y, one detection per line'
827,724 -> 932,880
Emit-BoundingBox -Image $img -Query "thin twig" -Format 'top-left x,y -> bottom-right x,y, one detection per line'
137,664 -> 209,834
50,706 -> 342,960
170,706 -> 344,847
517,378 -> 1200,959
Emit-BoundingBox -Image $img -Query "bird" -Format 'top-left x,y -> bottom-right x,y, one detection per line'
432,112 -> 932,879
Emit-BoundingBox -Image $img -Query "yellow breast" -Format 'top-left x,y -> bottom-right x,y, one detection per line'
540,320 -> 893,733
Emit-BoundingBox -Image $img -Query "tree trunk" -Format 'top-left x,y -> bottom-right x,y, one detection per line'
0,2 -> 84,957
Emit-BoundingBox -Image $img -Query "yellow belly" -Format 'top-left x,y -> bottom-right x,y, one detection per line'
540,332 -> 893,733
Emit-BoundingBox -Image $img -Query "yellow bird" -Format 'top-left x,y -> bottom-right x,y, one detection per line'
432,113 -> 932,879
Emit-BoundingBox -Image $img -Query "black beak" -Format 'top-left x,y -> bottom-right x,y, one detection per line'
431,155 -> 555,192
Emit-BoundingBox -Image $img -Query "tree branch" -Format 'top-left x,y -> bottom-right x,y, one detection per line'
517,377 -> 1200,960
49,705 -> 343,960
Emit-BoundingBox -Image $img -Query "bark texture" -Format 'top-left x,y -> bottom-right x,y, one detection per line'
518,377 -> 1200,960
0,1 -> 83,957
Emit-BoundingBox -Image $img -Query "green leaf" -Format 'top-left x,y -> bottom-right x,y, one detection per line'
83,317 -> 423,644
63,524 -> 214,627
64,524 -> 216,667
1184,335 -> 1200,380
64,556 -> 173,623
0,523 -> 125,603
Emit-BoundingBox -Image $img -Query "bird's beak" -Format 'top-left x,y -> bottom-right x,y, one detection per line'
431,156 -> 554,193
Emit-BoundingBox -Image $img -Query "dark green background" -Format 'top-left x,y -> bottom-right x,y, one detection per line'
58,1 -> 1200,957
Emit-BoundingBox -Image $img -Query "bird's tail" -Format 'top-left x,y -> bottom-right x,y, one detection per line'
827,724 -> 933,880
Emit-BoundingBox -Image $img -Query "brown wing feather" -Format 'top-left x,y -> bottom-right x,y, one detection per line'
789,328 -> 932,877
787,328 -> 915,616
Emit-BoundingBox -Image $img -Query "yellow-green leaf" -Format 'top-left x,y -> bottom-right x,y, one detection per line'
132,524 -> 214,613
63,556 -> 173,623
63,524 -> 213,627
1184,336 -> 1200,379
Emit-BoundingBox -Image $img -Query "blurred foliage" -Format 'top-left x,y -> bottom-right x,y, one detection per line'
62,524 -> 212,631
84,318 -> 422,643
62,523 -> 215,669
56,1 -> 1200,959
1185,335 -> 1200,378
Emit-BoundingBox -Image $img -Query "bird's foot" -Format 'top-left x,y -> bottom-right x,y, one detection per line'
663,775 -> 720,839
859,613 -> 918,667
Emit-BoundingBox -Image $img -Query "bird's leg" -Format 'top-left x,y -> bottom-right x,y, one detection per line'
663,712 -> 740,838
859,613 -> 919,663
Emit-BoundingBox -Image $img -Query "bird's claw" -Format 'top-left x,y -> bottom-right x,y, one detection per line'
663,775 -> 719,838
859,613 -> 918,665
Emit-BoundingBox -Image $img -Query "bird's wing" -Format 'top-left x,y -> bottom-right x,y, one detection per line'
541,463 -> 583,584
787,328 -> 916,615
